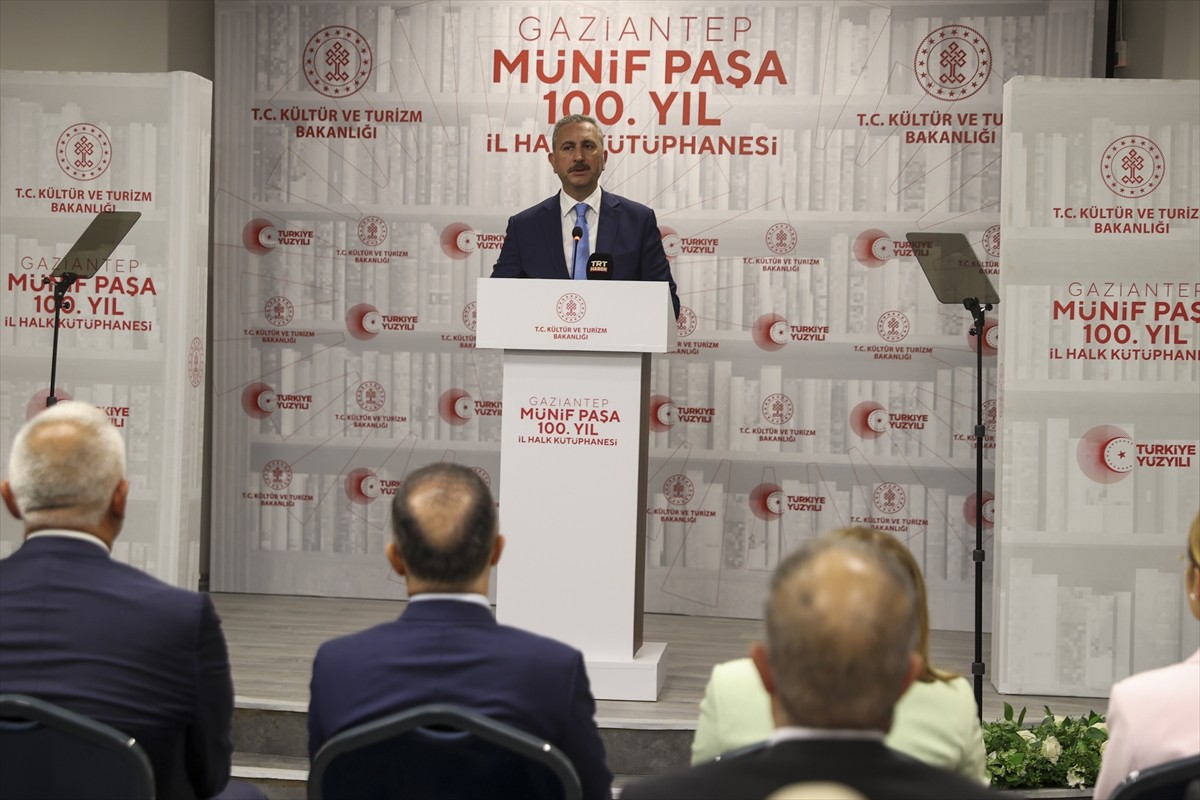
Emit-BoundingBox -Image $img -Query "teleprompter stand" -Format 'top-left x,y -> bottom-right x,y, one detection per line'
907,231 -> 1000,720
39,211 -> 140,408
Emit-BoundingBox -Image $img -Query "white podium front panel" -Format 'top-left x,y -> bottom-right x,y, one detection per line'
496,350 -> 645,652
496,345 -> 666,700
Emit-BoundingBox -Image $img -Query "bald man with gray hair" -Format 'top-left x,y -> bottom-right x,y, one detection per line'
0,402 -> 261,800
622,535 -> 998,800
759,535 -> 920,733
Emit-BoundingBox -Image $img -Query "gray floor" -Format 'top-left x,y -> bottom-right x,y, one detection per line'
213,592 -> 1109,727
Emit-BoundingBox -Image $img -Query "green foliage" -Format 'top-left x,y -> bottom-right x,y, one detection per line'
984,707 -> 1108,789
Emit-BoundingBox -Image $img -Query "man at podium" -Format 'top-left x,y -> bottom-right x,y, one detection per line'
491,114 -> 681,319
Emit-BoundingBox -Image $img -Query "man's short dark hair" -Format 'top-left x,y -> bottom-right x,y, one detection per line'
390,463 -> 496,585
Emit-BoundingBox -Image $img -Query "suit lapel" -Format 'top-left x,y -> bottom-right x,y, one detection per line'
597,191 -> 621,254
538,196 -> 566,275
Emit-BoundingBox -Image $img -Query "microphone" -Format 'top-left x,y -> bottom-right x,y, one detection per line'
586,252 -> 613,280
570,226 -> 583,278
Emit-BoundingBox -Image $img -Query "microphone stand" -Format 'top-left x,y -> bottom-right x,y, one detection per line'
570,226 -> 583,279
964,295 -> 992,719
41,272 -> 80,408
27,211 -> 141,411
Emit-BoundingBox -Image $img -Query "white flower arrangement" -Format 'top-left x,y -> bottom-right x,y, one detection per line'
984,705 -> 1108,790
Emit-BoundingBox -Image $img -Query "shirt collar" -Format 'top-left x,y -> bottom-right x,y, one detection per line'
25,529 -> 111,554
559,186 -> 602,218
408,592 -> 492,610
769,726 -> 886,745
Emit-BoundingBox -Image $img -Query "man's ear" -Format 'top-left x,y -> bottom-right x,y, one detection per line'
386,540 -> 407,577
750,641 -> 775,696
490,533 -> 505,566
110,479 -> 129,521
1,481 -> 22,521
899,652 -> 923,698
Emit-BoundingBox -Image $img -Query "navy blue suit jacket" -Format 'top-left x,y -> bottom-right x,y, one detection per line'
308,599 -> 613,799
491,190 -> 681,318
0,536 -> 235,800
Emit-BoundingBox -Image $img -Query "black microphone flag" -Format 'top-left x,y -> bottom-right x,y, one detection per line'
586,252 -> 612,280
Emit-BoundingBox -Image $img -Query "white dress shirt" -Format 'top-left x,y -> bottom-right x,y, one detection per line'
558,187 -> 602,276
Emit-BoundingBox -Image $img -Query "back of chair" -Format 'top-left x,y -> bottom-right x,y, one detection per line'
0,693 -> 155,800
308,703 -> 583,800
1111,754 -> 1200,800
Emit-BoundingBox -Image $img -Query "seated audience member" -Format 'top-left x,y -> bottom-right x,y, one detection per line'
691,527 -> 988,784
1093,511 -> 1200,799
0,402 -> 260,800
621,535 -> 997,800
306,462 -> 612,799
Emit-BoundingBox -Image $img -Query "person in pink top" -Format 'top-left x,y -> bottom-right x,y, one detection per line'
1093,511 -> 1200,799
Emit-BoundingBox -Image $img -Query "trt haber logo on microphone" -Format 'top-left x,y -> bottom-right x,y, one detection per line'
586,253 -> 612,279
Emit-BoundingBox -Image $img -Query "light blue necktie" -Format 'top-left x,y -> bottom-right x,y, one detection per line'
572,202 -> 589,280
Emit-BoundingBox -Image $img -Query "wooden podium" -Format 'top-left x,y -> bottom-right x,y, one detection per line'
476,278 -> 676,700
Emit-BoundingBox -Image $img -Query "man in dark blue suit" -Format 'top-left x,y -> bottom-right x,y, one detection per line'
0,402 -> 259,800
307,462 -> 613,799
491,114 -> 681,318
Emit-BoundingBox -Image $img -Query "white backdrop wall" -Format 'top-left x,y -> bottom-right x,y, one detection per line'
995,76 -> 1200,696
209,1 -> 1098,632
0,70 -> 213,588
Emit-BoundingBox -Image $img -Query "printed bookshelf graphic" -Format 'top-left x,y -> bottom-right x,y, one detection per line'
209,1 -> 1098,625
995,77 -> 1199,695
1,71 -> 213,588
